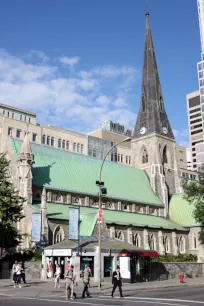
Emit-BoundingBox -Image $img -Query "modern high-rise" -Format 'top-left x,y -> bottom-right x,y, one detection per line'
186,90 -> 203,170
197,1 -> 204,118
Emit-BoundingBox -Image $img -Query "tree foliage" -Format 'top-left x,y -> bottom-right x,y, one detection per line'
0,152 -> 25,251
184,167 -> 204,243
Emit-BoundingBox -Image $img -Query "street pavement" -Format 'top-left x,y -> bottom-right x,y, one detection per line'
1,280 -> 204,306
1,286 -> 204,305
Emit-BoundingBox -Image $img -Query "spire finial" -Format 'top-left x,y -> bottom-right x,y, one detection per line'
145,4 -> 149,16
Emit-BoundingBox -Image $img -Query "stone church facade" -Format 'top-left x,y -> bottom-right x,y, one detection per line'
4,12 -> 204,261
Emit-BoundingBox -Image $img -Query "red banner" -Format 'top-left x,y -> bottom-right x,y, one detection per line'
97,209 -> 103,222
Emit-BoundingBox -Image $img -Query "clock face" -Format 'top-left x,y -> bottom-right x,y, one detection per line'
140,127 -> 146,135
163,127 -> 168,134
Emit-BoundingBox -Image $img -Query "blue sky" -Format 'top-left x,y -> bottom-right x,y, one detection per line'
0,0 -> 200,146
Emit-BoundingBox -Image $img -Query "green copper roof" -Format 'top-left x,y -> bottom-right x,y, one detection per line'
169,193 -> 199,227
11,138 -> 163,207
31,203 -> 186,233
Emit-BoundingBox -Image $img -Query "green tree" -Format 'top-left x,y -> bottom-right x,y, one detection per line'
184,168 -> 204,243
0,153 -> 25,256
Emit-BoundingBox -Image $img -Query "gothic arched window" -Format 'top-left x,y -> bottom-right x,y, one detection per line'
142,149 -> 148,164
58,139 -> 62,148
42,135 -> 46,145
149,234 -> 156,250
66,141 -> 69,150
133,233 -> 141,247
178,235 -> 185,254
142,96 -> 145,112
116,231 -> 124,241
163,146 -> 168,164
53,226 -> 65,244
158,95 -> 164,112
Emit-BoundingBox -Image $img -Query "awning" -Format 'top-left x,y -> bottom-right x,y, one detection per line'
117,249 -> 160,257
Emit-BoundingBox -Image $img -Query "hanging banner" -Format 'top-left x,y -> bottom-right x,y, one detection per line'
31,213 -> 41,242
97,209 -> 103,222
69,208 -> 79,240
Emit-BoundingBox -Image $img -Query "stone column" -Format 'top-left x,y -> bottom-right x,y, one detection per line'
143,229 -> 149,250
118,202 -> 121,211
132,204 -> 136,213
85,197 -> 89,206
127,228 -> 133,244
41,253 -> 47,281
146,206 -> 150,214
172,231 -> 178,256
67,194 -> 71,204
158,230 -> 165,255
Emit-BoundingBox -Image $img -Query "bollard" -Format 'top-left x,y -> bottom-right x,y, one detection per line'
179,273 -> 184,283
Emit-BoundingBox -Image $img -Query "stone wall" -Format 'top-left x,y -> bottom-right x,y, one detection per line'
25,262 -> 42,281
154,262 -> 203,280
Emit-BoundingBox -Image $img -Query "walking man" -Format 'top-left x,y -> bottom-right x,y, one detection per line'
65,265 -> 75,300
111,266 -> 123,298
82,265 -> 91,298
21,261 -> 26,284
15,263 -> 22,289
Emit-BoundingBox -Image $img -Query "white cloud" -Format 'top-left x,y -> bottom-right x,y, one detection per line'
173,128 -> 189,148
27,50 -> 49,62
0,49 -> 137,133
59,56 -> 80,67
114,96 -> 127,108
96,95 -> 111,106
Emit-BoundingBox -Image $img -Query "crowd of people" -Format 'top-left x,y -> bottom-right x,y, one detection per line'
12,261 -> 26,289
12,260 -> 124,299
46,262 -> 92,300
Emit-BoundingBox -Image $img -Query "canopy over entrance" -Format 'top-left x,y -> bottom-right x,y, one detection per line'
118,249 -> 160,257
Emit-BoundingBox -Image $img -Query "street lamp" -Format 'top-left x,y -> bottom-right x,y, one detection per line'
97,137 -> 132,290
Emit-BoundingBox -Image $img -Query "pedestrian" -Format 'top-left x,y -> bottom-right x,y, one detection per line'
82,265 -> 91,298
15,263 -> 22,289
64,265 -> 75,300
54,264 -> 61,288
47,260 -> 53,279
111,265 -> 123,298
21,261 -> 26,284
12,261 -> 17,287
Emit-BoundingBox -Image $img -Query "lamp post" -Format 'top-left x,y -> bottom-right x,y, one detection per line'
97,137 -> 132,290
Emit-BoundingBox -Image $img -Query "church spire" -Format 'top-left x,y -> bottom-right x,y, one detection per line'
133,11 -> 174,139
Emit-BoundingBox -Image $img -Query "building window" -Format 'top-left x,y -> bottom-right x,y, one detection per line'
129,156 -> 131,164
93,149 -> 97,157
51,137 -> 54,146
77,143 -> 80,153
3,110 -> 5,115
42,135 -> 46,144
47,136 -> 50,145
193,233 -> 198,249
32,133 -> 37,142
178,235 -> 185,254
117,154 -> 120,162
66,141 -> 69,150
121,154 -> 123,163
25,116 -> 26,122
7,111 -> 9,117
29,117 -> 31,123
8,127 -> 12,136
58,139 -> 62,148
126,156 -> 128,164
12,113 -> 14,119
16,129 -> 21,138
116,231 -> 124,241
142,149 -> 148,163
73,143 -> 76,152
20,115 -> 22,121
133,233 -> 141,247
62,140 -> 65,149
81,144 -> 84,154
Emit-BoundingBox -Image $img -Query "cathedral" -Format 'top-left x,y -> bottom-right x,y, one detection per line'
5,11 -> 203,264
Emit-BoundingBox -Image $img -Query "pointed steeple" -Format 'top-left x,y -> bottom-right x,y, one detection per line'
20,132 -> 32,155
133,11 -> 174,139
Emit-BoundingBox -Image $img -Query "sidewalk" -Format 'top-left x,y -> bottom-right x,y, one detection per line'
0,277 -> 203,296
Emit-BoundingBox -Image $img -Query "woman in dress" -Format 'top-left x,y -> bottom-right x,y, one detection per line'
54,264 -> 61,288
